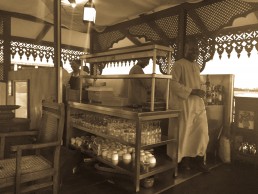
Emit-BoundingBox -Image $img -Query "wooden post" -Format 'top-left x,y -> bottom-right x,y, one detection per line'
54,0 -> 62,103
3,16 -> 11,104
151,49 -> 157,111
166,49 -> 172,110
177,8 -> 187,60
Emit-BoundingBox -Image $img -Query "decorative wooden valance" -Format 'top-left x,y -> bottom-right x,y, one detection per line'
0,38 -> 87,81
91,0 -> 258,68
9,41 -> 86,64
216,24 -> 258,59
81,44 -> 174,75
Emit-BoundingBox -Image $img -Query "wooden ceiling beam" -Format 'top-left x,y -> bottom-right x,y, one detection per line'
146,21 -> 170,45
0,10 -> 51,25
138,14 -> 171,45
0,10 -> 70,30
187,10 -> 210,35
101,5 -> 181,34
254,10 -> 258,20
9,35 -> 86,51
177,8 -> 187,60
35,24 -> 51,43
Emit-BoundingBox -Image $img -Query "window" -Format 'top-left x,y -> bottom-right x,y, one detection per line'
202,47 -> 258,95
14,80 -> 29,118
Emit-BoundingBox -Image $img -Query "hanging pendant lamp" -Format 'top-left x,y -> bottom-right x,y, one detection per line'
83,0 -> 96,23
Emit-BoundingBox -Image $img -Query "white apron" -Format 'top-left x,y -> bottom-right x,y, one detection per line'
177,95 -> 209,162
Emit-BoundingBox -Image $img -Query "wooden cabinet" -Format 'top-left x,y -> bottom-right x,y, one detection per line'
231,96 -> 258,165
66,102 -> 179,193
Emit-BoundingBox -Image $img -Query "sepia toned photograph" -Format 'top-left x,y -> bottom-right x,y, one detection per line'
1,0 -> 258,194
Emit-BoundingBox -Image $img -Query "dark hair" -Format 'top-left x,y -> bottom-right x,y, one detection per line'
83,66 -> 90,73
137,58 -> 149,68
71,59 -> 81,66
184,37 -> 199,61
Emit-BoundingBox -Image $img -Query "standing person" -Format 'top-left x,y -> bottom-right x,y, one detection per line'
128,58 -> 151,107
83,65 -> 90,74
69,59 -> 91,90
60,61 -> 71,102
61,61 -> 70,87
170,38 -> 210,172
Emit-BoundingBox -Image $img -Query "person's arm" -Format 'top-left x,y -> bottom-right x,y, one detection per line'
170,62 -> 192,100
81,71 -> 92,88
190,89 -> 205,98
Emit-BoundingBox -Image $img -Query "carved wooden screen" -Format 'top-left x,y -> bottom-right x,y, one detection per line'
216,25 -> 258,59
91,0 -> 258,73
10,41 -> 87,66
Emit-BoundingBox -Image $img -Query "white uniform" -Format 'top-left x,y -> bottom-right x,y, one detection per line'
169,58 -> 209,162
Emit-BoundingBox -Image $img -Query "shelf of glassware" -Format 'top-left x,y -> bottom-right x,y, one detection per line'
66,101 -> 179,192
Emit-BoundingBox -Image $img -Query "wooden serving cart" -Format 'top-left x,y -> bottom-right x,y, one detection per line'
66,44 -> 180,193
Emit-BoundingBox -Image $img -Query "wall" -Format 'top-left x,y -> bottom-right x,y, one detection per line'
8,68 -> 56,129
0,82 -> 6,105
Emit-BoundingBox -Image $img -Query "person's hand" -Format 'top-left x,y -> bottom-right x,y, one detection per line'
191,89 -> 205,98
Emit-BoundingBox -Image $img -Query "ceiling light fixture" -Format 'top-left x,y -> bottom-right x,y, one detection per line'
83,0 -> 96,23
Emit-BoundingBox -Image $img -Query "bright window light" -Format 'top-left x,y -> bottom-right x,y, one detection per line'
102,59 -> 162,75
202,47 -> 258,90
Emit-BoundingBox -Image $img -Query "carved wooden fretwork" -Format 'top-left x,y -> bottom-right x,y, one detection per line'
91,0 -> 258,72
93,0 -> 258,51
216,26 -> 258,59
0,38 -> 86,81
1,0 -> 258,81
157,37 -> 215,74
10,41 -> 86,65
92,30 -> 126,53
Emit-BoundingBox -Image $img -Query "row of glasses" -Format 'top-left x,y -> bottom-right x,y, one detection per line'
141,120 -> 162,145
71,112 -> 162,145
71,111 -> 109,134
108,118 -> 161,145
107,118 -> 136,143
121,121 -> 136,143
